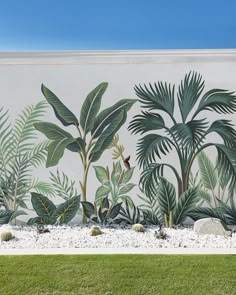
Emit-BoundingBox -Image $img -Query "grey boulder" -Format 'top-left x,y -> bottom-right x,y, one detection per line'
194,218 -> 232,237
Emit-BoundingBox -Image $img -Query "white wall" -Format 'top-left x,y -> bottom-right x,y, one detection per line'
1,50 -> 236,222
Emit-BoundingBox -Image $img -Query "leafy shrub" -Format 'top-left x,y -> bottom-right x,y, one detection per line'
117,199 -> 144,225
81,196 -> 122,224
94,161 -> 135,206
27,193 -> 80,225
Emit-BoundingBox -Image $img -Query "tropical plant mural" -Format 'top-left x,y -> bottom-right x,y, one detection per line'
1,72 -> 236,228
129,71 -> 236,203
34,83 -> 136,222
0,102 -> 55,224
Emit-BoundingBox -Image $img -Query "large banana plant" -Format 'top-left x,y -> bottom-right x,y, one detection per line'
0,102 -> 55,223
35,83 -> 136,222
129,72 -> 236,198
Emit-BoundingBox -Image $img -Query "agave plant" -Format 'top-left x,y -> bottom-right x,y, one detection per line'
34,83 -> 136,222
129,72 -> 236,198
0,102 -> 55,223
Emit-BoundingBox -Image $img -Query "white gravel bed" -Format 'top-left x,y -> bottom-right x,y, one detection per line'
0,224 -> 236,250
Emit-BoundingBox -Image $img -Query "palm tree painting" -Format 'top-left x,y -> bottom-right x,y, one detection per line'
129,71 -> 236,198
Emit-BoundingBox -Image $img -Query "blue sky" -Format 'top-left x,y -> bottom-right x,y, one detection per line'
0,0 -> 235,50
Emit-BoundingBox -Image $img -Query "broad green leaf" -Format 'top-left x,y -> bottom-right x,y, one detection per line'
188,207 -> 227,224
90,109 -> 127,162
34,122 -> 73,141
27,216 -> 55,225
80,82 -> 108,134
197,151 -> 217,191
81,201 -> 95,219
173,187 -> 199,225
41,84 -> 78,126
46,138 -> 74,167
91,99 -> 136,138
157,177 -> 176,216
9,210 -> 27,222
119,195 -> 134,208
0,210 -> 14,224
95,185 -> 111,200
66,137 -> 86,153
198,189 -> 211,203
31,192 -> 56,218
94,166 -> 109,183
119,183 -> 136,195
53,195 -> 80,224
115,161 -> 122,174
215,144 -> 236,191
122,167 -> 135,184
109,202 -> 122,219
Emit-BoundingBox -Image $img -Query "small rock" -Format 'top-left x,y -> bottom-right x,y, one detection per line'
194,218 -> 232,237
132,224 -> 144,233
89,226 -> 102,236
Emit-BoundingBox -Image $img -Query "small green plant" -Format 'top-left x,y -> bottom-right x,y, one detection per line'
81,196 -> 122,224
118,199 -> 144,225
27,192 -> 80,225
35,83 -> 136,223
89,225 -> 102,236
0,229 -> 13,242
132,223 -> 144,232
94,160 -> 135,207
156,177 -> 199,228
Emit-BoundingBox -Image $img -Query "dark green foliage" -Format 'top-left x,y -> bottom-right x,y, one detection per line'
81,196 -> 122,224
36,83 -> 136,223
94,161 -> 135,206
27,193 -> 80,225
130,71 -> 236,199
117,199 -> 144,225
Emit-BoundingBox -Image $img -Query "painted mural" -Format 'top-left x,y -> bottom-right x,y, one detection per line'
1,71 -> 236,227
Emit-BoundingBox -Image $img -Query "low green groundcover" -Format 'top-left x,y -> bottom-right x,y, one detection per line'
0,255 -> 236,295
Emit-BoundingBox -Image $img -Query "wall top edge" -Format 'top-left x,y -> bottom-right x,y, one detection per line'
0,49 -> 236,64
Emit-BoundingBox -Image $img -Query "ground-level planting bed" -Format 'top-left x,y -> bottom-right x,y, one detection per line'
1,225 -> 236,249
0,255 -> 235,295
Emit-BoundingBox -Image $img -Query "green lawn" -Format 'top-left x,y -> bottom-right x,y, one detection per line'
0,255 -> 236,295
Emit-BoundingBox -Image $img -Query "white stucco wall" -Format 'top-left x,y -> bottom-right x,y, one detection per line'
0,49 -> 236,222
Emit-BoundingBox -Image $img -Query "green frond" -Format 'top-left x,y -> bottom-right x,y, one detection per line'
188,207 -> 227,223
129,111 -> 165,135
11,100 -> 48,157
27,140 -> 50,168
205,120 -> 236,147
136,134 -> 173,167
134,81 -> 175,121
139,163 -> 164,198
197,151 -> 217,191
170,119 -> 208,150
215,144 -> 236,191
0,108 -> 13,171
32,180 -> 55,198
193,89 -> 236,118
157,177 -> 176,217
177,72 -> 205,122
49,169 -> 78,200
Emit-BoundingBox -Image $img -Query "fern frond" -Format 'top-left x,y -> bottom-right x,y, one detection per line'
49,169 -> 78,200
27,140 -> 50,168
11,101 -> 48,158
